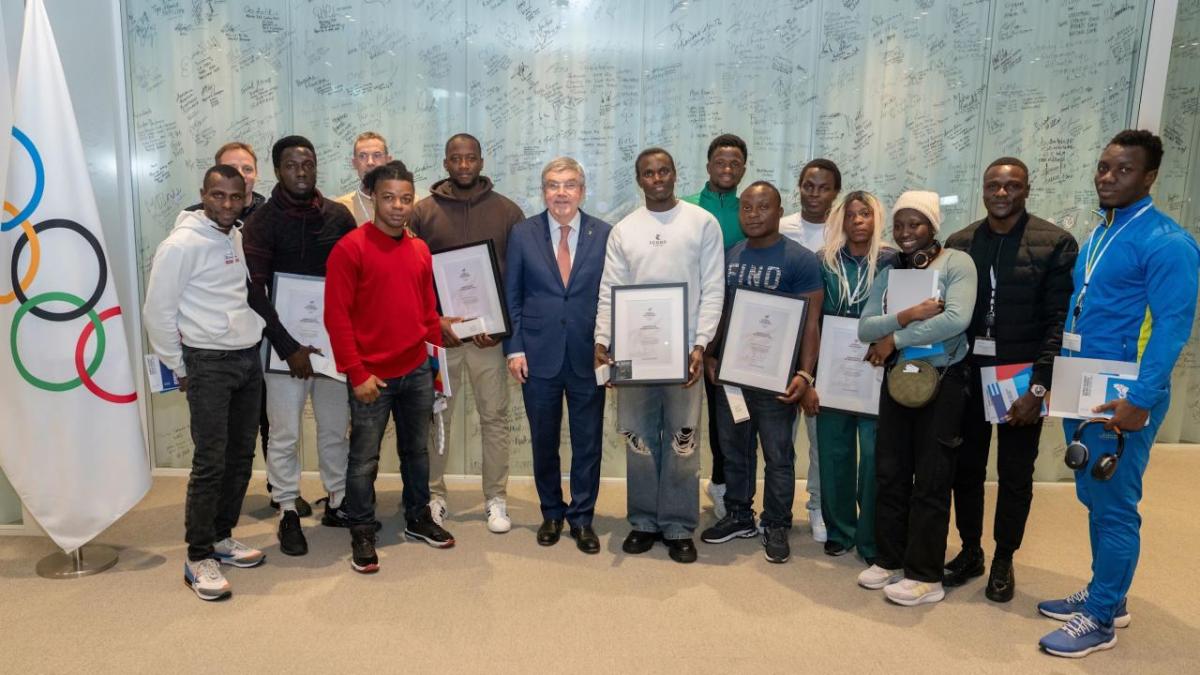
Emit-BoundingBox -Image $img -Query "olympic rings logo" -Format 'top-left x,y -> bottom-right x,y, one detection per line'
2,126 -> 135,404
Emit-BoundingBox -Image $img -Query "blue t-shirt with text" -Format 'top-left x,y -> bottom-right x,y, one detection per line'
725,236 -> 822,296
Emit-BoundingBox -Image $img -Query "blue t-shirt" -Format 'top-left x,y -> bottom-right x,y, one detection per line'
725,236 -> 822,295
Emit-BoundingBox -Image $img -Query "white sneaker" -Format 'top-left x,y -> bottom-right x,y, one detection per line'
212,537 -> 265,568
884,578 -> 945,606
809,508 -> 827,543
858,564 -> 903,590
707,481 -> 727,520
429,496 -> 448,527
485,497 -> 511,534
183,558 -> 232,601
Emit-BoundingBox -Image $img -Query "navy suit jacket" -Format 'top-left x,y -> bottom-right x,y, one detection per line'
504,209 -> 612,379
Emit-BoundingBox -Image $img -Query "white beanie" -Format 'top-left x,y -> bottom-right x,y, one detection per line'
892,191 -> 942,233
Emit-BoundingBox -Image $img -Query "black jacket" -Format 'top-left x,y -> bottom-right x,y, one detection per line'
945,212 -> 1078,388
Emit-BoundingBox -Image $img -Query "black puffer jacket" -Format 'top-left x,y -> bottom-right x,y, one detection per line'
945,212 -> 1078,388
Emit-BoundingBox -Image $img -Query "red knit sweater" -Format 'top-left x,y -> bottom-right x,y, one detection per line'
325,223 -> 441,386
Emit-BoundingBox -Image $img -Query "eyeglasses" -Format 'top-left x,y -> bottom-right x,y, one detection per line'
543,181 -> 582,192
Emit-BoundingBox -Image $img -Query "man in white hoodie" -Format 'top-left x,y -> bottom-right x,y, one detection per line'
594,147 -> 725,564
143,165 -> 268,602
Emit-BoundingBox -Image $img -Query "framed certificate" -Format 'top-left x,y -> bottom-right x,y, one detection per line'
266,272 -> 344,382
430,240 -> 511,339
716,286 -> 807,395
610,283 -> 689,385
815,314 -> 882,416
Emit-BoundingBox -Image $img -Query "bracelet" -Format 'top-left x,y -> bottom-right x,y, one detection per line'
795,370 -> 815,386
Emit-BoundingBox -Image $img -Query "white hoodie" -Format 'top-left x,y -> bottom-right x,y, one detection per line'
142,210 -> 266,376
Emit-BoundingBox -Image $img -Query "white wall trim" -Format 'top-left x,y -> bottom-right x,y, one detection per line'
1137,0 -> 1181,132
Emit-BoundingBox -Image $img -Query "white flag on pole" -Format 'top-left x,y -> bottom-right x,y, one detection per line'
0,0 -> 149,553
0,2 -> 13,211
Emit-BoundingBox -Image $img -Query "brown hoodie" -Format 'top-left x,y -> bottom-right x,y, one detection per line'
411,176 -> 525,276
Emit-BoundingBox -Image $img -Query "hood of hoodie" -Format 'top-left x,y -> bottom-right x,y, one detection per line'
172,208 -> 236,239
429,175 -> 496,205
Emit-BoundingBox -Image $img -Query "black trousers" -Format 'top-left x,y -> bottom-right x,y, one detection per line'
182,345 -> 263,560
704,376 -> 726,484
951,365 -> 1042,559
874,362 -> 968,583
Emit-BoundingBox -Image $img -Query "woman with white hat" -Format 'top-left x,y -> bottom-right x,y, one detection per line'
854,190 -> 978,606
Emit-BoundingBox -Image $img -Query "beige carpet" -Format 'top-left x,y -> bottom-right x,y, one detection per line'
1,447 -> 1198,674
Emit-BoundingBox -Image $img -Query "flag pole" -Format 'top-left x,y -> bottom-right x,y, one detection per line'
35,544 -> 118,579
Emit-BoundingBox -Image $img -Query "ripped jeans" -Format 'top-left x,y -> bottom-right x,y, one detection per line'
617,384 -> 702,540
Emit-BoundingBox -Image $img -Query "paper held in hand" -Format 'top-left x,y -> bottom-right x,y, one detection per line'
1077,372 -> 1139,419
979,362 -> 1047,424
451,317 -> 488,339
814,315 -> 882,416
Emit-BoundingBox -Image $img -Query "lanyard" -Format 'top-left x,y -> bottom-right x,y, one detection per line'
1069,203 -> 1152,331
835,250 -> 870,315
984,265 -> 997,337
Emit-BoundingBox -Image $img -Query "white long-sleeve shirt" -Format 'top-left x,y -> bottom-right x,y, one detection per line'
142,210 -> 266,376
594,200 -> 725,349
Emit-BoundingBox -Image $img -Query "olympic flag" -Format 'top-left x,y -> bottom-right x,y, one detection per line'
0,0 -> 149,552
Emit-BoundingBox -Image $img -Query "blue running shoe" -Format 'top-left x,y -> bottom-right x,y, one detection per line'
1037,588 -> 1130,628
1039,612 -> 1116,658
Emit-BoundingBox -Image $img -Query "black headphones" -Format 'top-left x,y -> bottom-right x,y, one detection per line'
1064,418 -> 1125,481
906,240 -> 942,269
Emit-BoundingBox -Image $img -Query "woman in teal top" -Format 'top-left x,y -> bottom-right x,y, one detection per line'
855,190 -> 977,607
813,191 -> 897,561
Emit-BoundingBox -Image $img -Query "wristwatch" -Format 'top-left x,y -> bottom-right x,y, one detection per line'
1030,384 -> 1047,398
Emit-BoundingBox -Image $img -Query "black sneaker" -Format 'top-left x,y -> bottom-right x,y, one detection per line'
666,537 -> 697,564
763,526 -> 790,563
278,510 -> 308,556
404,506 -> 455,549
823,540 -> 853,557
350,524 -> 379,573
270,495 -> 313,518
317,498 -> 382,532
985,557 -> 1015,603
700,513 -> 758,544
943,546 -> 985,587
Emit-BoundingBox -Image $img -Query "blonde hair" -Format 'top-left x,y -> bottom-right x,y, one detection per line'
353,131 -> 389,155
541,156 -> 587,187
822,191 -> 890,308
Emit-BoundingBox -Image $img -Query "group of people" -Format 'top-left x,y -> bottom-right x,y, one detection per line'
143,127 -> 1198,660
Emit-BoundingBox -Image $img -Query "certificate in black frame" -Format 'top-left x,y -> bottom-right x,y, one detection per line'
430,239 -> 512,340
715,285 -> 807,395
609,282 -> 689,386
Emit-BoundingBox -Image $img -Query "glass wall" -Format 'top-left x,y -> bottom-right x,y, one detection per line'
124,0 -> 1153,478
1155,0 -> 1200,442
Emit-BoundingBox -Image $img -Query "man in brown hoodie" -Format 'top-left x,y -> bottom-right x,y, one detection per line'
411,133 -> 525,534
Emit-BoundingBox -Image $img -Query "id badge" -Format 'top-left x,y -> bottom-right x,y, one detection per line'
973,338 -> 997,357
1063,332 -> 1082,352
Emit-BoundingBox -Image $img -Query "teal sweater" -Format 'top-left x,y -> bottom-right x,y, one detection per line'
857,248 -> 977,367
683,183 -> 744,250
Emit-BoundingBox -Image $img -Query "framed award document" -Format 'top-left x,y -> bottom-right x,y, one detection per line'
266,272 -> 344,382
815,314 -> 882,416
716,286 -> 807,395
609,283 -> 689,385
430,240 -> 511,339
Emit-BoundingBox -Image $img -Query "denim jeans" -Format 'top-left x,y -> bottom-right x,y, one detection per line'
343,362 -> 433,526
617,383 -> 702,540
182,345 -> 263,561
715,386 -> 798,528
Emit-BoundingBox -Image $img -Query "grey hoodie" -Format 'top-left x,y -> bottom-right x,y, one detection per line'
142,210 -> 265,376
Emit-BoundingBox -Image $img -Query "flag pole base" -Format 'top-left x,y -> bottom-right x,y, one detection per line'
36,545 -> 118,579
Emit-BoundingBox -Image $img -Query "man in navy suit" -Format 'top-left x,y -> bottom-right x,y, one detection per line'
505,157 -> 612,554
